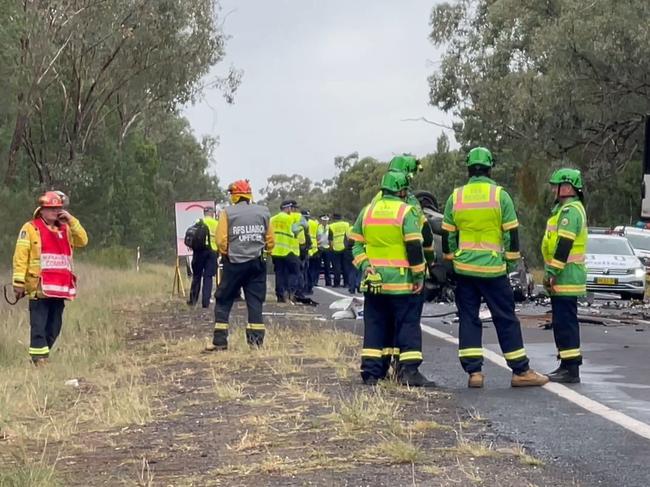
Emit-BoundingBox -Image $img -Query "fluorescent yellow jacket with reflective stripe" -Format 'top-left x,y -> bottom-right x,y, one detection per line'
13,217 -> 88,298
329,221 -> 349,251
270,212 -> 299,257
450,182 -> 506,277
355,197 -> 422,295
308,219 -> 319,256
203,216 -> 218,251
541,199 -> 587,296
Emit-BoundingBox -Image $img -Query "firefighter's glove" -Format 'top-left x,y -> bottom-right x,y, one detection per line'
361,270 -> 383,294
543,274 -> 556,294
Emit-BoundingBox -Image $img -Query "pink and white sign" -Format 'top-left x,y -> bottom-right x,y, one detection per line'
174,201 -> 215,256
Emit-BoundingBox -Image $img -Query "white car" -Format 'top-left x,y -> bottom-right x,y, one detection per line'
586,234 -> 646,299
613,226 -> 650,270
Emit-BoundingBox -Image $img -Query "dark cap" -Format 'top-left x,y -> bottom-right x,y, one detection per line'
280,200 -> 293,209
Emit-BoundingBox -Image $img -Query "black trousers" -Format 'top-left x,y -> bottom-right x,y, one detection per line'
190,249 -> 217,307
272,254 -> 301,299
455,274 -> 529,374
29,298 -> 65,359
214,257 -> 267,347
320,250 -> 332,286
361,293 -> 424,381
551,296 -> 582,365
308,253 -> 321,288
331,251 -> 345,287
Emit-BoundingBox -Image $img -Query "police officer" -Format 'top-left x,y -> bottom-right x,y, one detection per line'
317,215 -> 332,286
442,147 -> 548,388
188,207 -> 218,308
270,200 -> 303,302
329,214 -> 350,287
542,168 -> 588,383
350,172 -> 435,387
206,180 -> 274,350
303,210 -> 320,294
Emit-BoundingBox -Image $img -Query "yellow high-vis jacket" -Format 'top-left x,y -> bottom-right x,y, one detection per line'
13,216 -> 88,297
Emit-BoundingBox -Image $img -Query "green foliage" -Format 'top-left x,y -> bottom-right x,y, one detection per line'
78,245 -> 134,270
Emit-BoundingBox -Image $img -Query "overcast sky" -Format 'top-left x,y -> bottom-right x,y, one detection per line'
183,0 -> 452,197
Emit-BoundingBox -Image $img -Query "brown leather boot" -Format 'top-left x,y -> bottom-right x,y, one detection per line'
468,372 -> 485,388
32,357 -> 49,367
511,369 -> 549,387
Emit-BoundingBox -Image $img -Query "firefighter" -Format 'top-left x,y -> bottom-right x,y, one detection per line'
12,191 -> 88,365
188,207 -> 218,308
541,168 -> 588,383
329,214 -> 350,287
206,180 -> 274,350
350,172 -> 435,387
270,200 -> 303,302
317,215 -> 332,286
441,147 -> 548,388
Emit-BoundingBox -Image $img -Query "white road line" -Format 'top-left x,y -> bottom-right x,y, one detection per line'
317,286 -> 650,441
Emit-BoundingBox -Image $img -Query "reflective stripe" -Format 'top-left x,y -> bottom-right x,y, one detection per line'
361,348 -> 383,358
363,203 -> 408,226
381,283 -> 413,291
548,259 -> 566,270
29,346 -> 49,356
553,284 -> 586,293
453,262 -> 506,274
559,348 -> 582,359
503,348 -> 527,361
348,232 -> 365,242
546,224 -> 558,232
16,240 -> 30,248
382,347 -> 399,356
214,322 -> 229,330
352,254 -> 369,266
411,263 -> 426,273
368,258 -> 409,267
502,220 -> 519,231
505,251 -> 521,260
403,232 -> 422,242
458,242 -> 503,252
558,229 -> 577,240
441,222 -> 456,232
545,254 -> 585,265
458,347 -> 483,358
453,184 -> 499,210
41,284 -> 76,295
399,350 -> 423,362
246,323 -> 266,330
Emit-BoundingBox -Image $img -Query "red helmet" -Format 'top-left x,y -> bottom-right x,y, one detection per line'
38,191 -> 64,208
228,179 -> 252,195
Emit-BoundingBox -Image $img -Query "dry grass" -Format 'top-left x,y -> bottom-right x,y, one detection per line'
0,263 -> 170,473
212,371 -> 246,401
375,436 -> 427,464
509,443 -> 545,467
327,389 -> 402,437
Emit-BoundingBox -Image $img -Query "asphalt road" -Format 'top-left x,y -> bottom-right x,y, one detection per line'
313,287 -> 650,487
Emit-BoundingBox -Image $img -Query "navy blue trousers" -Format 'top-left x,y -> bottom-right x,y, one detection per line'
361,293 -> 423,381
551,296 -> 582,365
455,274 -> 529,374
190,249 -> 217,307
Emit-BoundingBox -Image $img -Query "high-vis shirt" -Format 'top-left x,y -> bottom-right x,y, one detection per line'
442,176 -> 520,278
203,216 -> 219,251
329,220 -> 350,252
270,211 -> 300,257
541,197 -> 587,296
350,195 -> 425,295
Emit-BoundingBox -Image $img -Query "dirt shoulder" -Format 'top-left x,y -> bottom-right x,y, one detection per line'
52,297 -> 573,486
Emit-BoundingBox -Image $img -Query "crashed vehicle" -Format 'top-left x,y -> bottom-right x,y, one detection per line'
613,226 -> 650,272
586,233 -> 646,300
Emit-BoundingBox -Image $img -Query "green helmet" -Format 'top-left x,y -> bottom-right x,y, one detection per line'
388,155 -> 422,175
466,147 -> 493,167
380,171 -> 410,193
549,168 -> 583,189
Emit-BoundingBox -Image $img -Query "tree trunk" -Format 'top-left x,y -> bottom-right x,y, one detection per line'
5,111 -> 29,185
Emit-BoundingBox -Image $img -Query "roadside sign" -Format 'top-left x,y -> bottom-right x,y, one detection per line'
174,201 -> 215,256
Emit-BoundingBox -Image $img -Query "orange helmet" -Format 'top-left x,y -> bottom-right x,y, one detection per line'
228,179 -> 252,195
38,191 -> 64,208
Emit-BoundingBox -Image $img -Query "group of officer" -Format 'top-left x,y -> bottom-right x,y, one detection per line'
352,149 -> 587,388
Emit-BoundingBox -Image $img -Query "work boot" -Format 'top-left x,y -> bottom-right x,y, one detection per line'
546,364 -> 580,383
468,372 -> 485,388
32,357 -> 49,367
511,369 -> 549,387
397,369 -> 436,388
202,344 -> 227,353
